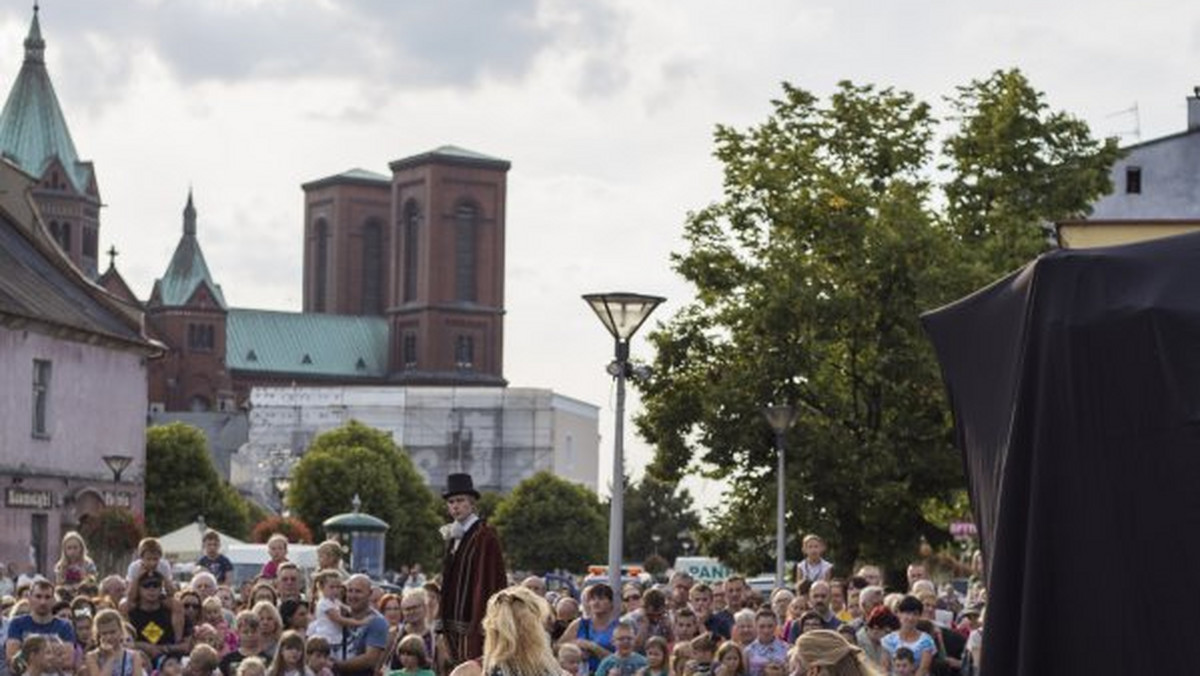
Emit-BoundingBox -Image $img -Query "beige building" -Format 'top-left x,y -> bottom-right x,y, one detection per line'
233,386 -> 600,505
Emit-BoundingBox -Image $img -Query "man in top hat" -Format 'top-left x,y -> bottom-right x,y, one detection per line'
439,473 -> 507,667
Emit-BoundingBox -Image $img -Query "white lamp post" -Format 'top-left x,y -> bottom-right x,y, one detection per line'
583,291 -> 665,594
763,404 -> 797,589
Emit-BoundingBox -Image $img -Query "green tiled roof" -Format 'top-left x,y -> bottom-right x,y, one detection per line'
227,309 -> 388,378
150,192 -> 227,309
335,168 -> 389,182
429,145 -> 505,162
0,8 -> 93,193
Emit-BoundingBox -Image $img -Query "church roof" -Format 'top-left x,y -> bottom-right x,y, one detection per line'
0,200 -> 148,350
0,7 -> 94,194
150,191 -> 227,309
389,144 -> 511,172
226,308 -> 388,378
301,167 -> 391,191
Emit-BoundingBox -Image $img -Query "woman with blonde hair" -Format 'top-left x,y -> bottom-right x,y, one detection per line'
481,586 -> 559,676
794,630 -> 883,676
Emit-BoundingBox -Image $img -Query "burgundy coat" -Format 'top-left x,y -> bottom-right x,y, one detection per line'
440,519 -> 507,666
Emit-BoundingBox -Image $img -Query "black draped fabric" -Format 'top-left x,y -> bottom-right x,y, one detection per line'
922,231 -> 1200,675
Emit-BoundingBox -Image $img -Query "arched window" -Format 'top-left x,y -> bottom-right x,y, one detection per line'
314,218 -> 329,312
362,219 -> 383,315
402,201 -> 420,302
454,202 -> 478,302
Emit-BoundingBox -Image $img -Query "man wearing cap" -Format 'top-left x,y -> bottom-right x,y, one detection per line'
438,473 -> 506,667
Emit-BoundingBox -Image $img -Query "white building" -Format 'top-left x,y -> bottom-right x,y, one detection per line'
233,386 -> 600,504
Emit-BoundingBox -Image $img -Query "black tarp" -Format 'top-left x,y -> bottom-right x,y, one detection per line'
922,231 -> 1200,675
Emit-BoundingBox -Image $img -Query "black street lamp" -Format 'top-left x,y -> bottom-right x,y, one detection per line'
583,291 -> 665,594
102,454 -> 133,483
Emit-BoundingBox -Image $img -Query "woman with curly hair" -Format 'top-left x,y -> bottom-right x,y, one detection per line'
794,630 -> 882,676
481,586 -> 559,676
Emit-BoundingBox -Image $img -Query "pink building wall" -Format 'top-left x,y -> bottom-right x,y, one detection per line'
0,325 -> 147,575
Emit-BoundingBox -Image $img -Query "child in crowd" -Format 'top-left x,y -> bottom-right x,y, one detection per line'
260,536 -> 289,581
892,647 -> 916,676
595,622 -> 648,676
22,635 -> 58,676
308,570 -> 367,645
713,642 -> 747,676
635,636 -> 669,676
684,633 -> 718,676
303,637 -> 333,676
159,656 -> 184,676
795,535 -> 833,583
202,597 -> 236,655
196,531 -> 234,585
557,643 -> 585,676
86,608 -> 145,676
236,657 -> 266,676
670,644 -> 691,676
388,634 -> 434,676
54,532 -> 98,591
266,631 -> 309,676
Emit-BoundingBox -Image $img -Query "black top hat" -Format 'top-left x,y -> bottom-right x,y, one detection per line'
443,473 -> 481,500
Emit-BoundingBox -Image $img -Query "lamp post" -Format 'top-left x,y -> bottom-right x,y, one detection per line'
763,404 -> 797,589
102,454 -> 133,483
273,477 -> 292,517
584,291 -> 665,594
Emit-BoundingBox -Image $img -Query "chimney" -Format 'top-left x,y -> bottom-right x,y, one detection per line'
1190,87 -> 1200,131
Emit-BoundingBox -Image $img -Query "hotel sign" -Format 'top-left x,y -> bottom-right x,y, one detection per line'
6,487 -> 53,509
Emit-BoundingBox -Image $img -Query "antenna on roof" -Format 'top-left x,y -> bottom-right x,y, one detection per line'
1106,102 -> 1141,142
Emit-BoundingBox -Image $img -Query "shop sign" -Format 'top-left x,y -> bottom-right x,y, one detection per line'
5,487 -> 53,509
103,490 -> 132,508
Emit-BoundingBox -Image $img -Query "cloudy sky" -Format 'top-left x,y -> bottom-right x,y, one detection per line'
6,0 -> 1200,506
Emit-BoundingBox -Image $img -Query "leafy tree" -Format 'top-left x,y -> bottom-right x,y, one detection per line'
620,475 -> 703,564
289,420 -> 443,570
943,69 -> 1122,277
492,471 -> 605,573
637,74 -> 1119,575
476,491 -> 504,521
145,423 -> 250,537
79,507 -> 144,576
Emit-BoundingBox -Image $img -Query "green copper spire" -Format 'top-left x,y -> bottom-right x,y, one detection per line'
0,5 -> 93,194
25,4 -> 44,64
150,191 -> 228,309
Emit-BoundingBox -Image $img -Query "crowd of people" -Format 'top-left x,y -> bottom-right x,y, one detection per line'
0,520 -> 985,676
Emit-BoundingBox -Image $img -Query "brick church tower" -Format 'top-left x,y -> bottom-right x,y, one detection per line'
0,7 -> 102,277
302,146 -> 509,386
145,192 -> 235,412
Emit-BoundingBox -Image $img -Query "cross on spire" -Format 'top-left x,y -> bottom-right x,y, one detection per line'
106,245 -> 118,269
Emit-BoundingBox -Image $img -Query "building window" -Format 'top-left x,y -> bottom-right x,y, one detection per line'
454,202 -> 478,302
32,359 -> 51,437
455,335 -> 475,370
82,226 -> 97,258
187,323 -> 215,352
1126,166 -> 1142,194
314,219 -> 330,312
49,221 -> 71,252
402,201 -> 420,302
362,219 -> 383,315
403,332 -> 418,368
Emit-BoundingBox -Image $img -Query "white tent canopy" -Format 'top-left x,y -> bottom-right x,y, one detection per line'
157,520 -> 246,563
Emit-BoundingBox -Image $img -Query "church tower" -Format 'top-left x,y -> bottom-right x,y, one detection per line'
386,146 -> 509,386
145,192 -> 234,412
0,6 -> 102,277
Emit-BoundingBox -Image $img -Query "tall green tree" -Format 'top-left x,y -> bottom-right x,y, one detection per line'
145,422 -> 250,537
943,69 -> 1122,277
288,420 -> 443,570
491,471 -> 605,573
637,74 -> 1119,574
620,475 -> 703,564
